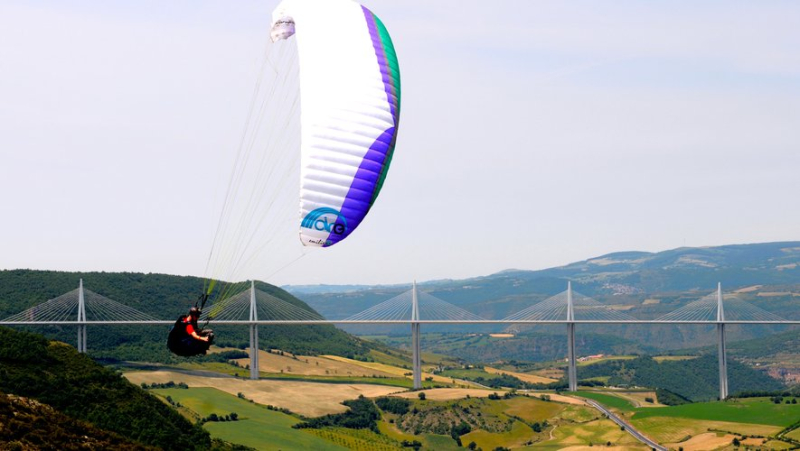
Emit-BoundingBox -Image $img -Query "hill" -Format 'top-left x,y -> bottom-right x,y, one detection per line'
0,391 -> 154,450
373,332 -> 655,364
578,355 -> 784,401
0,326 -> 211,450
290,242 -> 800,349
0,270 -> 375,361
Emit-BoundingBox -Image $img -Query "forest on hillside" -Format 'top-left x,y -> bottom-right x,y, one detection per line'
0,270 -> 377,360
0,326 -> 211,450
578,355 -> 785,401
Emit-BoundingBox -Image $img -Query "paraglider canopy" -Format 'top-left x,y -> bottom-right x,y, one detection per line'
270,0 -> 401,248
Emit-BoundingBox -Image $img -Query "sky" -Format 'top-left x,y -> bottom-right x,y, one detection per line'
1,0 -> 798,286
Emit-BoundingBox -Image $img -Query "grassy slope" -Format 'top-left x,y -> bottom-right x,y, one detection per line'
378,395 -> 607,450
575,390 -> 800,445
578,354 -> 785,401
631,397 -> 800,427
305,427 -> 404,451
542,417 -> 646,449
631,416 -> 781,443
576,391 -> 637,410
0,391 -> 152,451
153,387 -> 344,451
0,327 -> 209,451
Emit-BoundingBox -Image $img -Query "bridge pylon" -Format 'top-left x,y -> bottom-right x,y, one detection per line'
77,279 -> 87,353
566,281 -> 577,392
412,281 -> 422,389
249,281 -> 260,380
717,282 -> 728,400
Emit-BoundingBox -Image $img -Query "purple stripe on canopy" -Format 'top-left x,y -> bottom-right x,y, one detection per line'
325,127 -> 395,247
321,8 -> 398,247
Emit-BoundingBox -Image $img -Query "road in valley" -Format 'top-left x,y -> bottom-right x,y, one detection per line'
582,398 -> 667,451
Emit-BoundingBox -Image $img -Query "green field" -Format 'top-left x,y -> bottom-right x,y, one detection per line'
574,392 -> 800,445
576,355 -> 636,366
152,387 -> 345,450
578,391 -> 800,427
368,349 -> 411,368
631,416 -> 781,443
576,391 -> 637,410
497,396 -> 565,423
631,397 -> 800,427
461,420 -> 535,450
439,368 -> 503,381
378,418 -> 460,450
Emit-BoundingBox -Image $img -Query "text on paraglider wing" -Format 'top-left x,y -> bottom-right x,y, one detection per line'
301,207 -> 348,236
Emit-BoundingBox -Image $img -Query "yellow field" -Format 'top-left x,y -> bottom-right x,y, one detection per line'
666,432 -> 736,451
763,439 -> 796,449
322,355 -> 458,385
231,350 -> 399,378
529,367 -> 565,380
642,298 -> 660,305
123,370 -> 401,417
390,388 -> 501,400
631,416 -> 782,443
554,446 -> 648,450
484,366 -> 558,384
489,333 -> 515,338
787,427 -> 800,441
742,436 -> 768,447
532,393 -> 588,406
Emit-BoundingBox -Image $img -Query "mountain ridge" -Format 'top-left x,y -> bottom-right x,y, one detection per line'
288,242 -> 800,350
285,241 -> 800,294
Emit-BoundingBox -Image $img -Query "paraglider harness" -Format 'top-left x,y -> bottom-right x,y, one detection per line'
167,294 -> 215,357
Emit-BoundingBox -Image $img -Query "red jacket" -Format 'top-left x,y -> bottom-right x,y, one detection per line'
181,316 -> 198,336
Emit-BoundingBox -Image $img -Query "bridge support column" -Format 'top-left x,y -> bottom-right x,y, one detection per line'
566,282 -> 577,391
567,323 -> 577,391
412,282 -> 422,389
717,323 -> 728,399
77,279 -> 87,353
716,283 -> 728,400
250,325 -> 259,379
249,281 -> 260,380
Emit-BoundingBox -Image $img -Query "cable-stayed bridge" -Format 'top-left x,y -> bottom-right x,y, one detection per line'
1,279 -> 797,399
